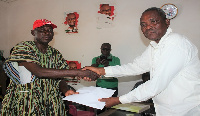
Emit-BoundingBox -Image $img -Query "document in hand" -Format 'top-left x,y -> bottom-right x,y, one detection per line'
63,86 -> 115,110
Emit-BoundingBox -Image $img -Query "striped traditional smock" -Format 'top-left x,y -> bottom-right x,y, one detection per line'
1,41 -> 69,116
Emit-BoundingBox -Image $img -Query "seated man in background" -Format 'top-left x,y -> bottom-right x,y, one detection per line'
68,61 -> 78,69
66,61 -> 80,84
91,43 -> 120,114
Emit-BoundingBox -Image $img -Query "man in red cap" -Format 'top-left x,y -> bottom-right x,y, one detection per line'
1,19 -> 99,115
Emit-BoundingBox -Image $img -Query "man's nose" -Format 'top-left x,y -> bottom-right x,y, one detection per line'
146,23 -> 153,30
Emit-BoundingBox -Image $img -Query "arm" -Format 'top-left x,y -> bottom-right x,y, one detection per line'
104,46 -> 151,77
83,47 -> 151,79
95,37 -> 190,107
119,40 -> 187,104
97,43 -> 187,107
18,62 -> 99,80
9,42 -> 99,80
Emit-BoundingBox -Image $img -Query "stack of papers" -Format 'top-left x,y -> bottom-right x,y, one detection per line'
112,102 -> 150,113
63,86 -> 115,110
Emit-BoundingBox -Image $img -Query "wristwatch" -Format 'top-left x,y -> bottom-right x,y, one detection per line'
161,3 -> 178,19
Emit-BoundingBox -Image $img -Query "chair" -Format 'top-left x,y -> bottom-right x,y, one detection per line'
69,105 -> 96,116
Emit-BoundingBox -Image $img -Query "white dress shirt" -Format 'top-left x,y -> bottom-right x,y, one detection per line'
104,28 -> 200,116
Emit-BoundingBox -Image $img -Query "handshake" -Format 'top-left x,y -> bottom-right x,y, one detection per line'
62,66 -> 105,96
79,66 -> 105,81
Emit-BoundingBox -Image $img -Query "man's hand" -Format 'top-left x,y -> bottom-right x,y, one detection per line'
100,59 -> 109,67
78,69 -> 100,81
65,89 -> 79,96
99,97 -> 121,108
81,67 -> 106,81
96,58 -> 101,66
82,66 -> 105,75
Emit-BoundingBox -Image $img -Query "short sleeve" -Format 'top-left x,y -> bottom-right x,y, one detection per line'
7,41 -> 40,65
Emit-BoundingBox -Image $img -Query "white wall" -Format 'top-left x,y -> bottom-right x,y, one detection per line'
0,0 -> 200,95
0,2 -> 9,55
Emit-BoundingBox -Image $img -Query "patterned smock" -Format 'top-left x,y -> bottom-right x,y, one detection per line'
1,41 -> 68,116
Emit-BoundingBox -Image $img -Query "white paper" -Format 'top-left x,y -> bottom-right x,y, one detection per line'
63,86 -> 115,109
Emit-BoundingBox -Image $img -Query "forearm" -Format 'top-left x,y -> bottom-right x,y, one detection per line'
34,68 -> 80,79
119,89 -> 141,104
104,63 -> 148,77
19,62 -> 93,79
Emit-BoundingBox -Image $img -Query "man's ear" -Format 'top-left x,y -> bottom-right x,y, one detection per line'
165,19 -> 170,27
31,30 -> 35,36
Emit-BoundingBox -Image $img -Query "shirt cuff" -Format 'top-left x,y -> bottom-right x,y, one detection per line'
104,66 -> 114,77
119,92 -> 138,104
119,95 -> 131,104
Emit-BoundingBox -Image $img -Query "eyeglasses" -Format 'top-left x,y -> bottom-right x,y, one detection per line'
36,28 -> 53,33
101,48 -> 111,51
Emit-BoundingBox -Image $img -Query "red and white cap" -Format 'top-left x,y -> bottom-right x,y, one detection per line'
33,19 -> 57,30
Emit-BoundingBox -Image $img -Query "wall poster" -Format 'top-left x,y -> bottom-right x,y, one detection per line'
97,3 -> 116,29
64,12 -> 79,33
